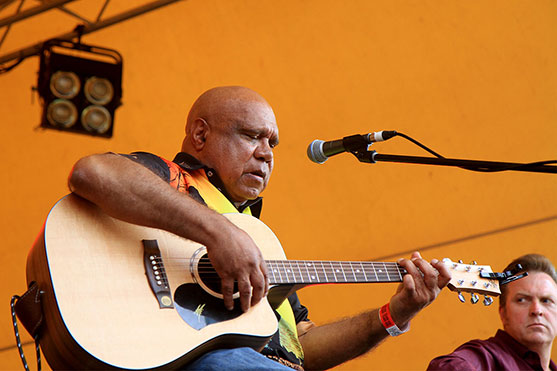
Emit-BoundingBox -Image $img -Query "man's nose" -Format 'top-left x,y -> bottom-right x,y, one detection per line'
255,141 -> 273,162
530,300 -> 544,316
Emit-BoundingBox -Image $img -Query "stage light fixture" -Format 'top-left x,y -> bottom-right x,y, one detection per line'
38,39 -> 123,138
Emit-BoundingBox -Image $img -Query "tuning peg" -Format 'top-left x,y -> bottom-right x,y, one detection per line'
471,293 -> 479,304
471,261 -> 477,265
458,259 -> 463,263
483,296 -> 494,306
458,292 -> 466,303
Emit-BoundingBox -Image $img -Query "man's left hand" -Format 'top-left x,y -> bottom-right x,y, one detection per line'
388,252 -> 452,328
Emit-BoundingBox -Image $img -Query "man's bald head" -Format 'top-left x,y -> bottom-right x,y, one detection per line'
183,86 -> 273,140
180,86 -> 278,203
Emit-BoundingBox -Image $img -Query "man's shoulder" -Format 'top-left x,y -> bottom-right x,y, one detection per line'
427,337 -> 496,370
120,151 -> 167,163
120,151 -> 175,181
427,330 -> 529,371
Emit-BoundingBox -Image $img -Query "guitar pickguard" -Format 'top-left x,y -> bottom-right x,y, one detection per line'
174,283 -> 243,330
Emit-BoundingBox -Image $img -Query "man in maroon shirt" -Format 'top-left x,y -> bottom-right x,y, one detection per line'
428,254 -> 557,370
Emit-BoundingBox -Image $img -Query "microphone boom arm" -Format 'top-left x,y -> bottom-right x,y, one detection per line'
352,150 -> 557,174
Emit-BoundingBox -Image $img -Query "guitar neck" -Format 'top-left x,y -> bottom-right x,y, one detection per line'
266,260 -> 407,285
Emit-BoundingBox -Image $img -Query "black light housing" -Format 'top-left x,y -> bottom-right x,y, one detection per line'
38,39 -> 123,138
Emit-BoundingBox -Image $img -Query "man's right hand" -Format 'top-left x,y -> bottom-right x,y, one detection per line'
205,220 -> 269,312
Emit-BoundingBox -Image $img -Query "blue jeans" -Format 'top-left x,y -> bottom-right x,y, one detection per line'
182,347 -> 295,370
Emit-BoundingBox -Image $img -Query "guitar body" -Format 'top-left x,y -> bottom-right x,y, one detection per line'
27,194 -> 283,370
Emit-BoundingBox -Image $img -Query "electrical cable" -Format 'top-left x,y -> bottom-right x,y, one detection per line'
0,56 -> 26,74
390,131 -> 556,173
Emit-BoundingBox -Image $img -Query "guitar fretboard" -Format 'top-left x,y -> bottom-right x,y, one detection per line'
266,260 -> 408,285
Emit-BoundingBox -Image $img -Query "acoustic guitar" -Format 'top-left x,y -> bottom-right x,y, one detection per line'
26,194 -> 501,370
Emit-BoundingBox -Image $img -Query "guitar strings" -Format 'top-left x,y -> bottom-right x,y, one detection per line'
145,255 -> 497,297
153,257 -> 407,284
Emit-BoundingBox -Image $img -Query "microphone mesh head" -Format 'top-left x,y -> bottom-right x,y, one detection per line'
307,140 -> 327,164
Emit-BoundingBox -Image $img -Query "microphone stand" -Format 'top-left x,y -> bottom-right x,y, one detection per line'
333,134 -> 557,174
350,150 -> 557,174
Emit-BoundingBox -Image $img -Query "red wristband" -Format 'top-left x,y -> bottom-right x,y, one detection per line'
379,303 -> 408,336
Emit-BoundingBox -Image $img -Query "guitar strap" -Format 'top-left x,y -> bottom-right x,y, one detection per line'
11,281 -> 43,371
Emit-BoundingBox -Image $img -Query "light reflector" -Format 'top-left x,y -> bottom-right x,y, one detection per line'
46,99 -> 78,128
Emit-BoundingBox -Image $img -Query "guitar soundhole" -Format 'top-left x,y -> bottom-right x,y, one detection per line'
172,254 -> 244,331
197,255 -> 239,296
174,283 -> 243,331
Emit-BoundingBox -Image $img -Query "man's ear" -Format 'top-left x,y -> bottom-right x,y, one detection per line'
190,118 -> 210,151
499,304 -> 507,328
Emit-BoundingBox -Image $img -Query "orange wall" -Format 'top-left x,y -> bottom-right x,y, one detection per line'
1,1 -> 556,369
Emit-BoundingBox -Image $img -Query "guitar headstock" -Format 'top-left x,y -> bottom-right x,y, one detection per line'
442,258 -> 500,305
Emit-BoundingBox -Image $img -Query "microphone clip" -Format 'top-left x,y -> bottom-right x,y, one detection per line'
342,134 -> 377,163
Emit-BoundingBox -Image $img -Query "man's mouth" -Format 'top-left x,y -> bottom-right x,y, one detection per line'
247,170 -> 266,180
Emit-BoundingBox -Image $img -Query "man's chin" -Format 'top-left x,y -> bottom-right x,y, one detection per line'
523,331 -> 552,345
232,186 -> 263,203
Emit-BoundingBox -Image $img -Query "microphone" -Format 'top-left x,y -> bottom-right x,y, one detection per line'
307,131 -> 397,164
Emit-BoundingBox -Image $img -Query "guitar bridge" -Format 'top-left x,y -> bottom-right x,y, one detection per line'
142,239 -> 173,309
